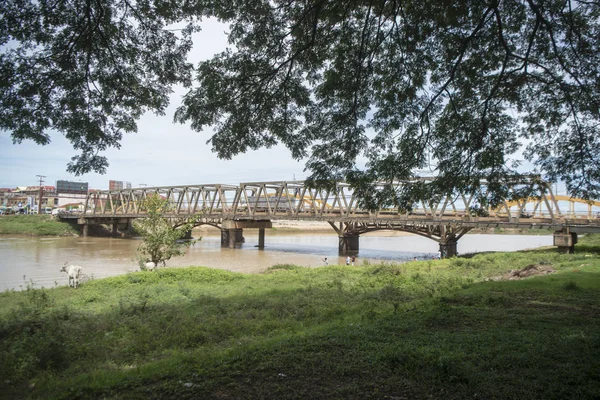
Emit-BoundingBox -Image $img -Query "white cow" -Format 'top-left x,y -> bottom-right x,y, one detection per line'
144,261 -> 157,271
60,262 -> 83,288
143,260 -> 166,271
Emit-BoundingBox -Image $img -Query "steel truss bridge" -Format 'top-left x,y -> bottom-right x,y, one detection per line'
61,177 -> 600,256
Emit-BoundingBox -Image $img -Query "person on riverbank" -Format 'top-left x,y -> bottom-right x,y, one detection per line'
351,256 -> 356,266
346,256 -> 350,265
322,257 -> 328,265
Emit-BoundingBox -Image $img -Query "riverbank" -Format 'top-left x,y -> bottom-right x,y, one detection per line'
0,215 -> 78,236
1,236 -> 598,399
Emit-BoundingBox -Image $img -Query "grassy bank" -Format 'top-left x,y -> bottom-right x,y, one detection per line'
0,215 -> 78,236
1,238 -> 599,399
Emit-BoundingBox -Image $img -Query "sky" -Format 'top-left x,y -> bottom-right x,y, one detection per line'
0,19 -> 309,190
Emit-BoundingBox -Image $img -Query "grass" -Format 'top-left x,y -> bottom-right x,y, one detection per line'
0,214 -> 78,236
0,237 -> 599,399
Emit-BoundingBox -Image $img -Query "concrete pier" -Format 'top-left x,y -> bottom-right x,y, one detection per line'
339,234 -> 359,254
221,220 -> 271,248
439,240 -> 457,258
258,228 -> 265,249
221,228 -> 244,248
554,231 -> 577,254
182,229 -> 193,240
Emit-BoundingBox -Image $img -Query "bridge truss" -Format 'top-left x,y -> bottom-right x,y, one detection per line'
84,178 -> 600,222
73,178 -> 600,255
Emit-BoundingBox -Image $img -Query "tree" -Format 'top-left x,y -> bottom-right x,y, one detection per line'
3,1 -> 600,205
0,0 -> 195,174
133,194 -> 199,269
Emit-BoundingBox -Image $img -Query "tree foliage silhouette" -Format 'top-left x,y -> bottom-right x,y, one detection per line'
3,0 -> 599,205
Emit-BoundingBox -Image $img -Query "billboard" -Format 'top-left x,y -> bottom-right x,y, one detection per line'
56,180 -> 88,194
109,180 -> 124,191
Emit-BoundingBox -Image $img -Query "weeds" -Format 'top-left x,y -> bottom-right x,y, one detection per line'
118,291 -> 151,315
562,280 -> 580,291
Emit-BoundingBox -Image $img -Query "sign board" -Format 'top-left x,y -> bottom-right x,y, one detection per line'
57,180 -> 88,194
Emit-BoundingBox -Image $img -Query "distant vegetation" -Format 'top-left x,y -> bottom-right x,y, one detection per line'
1,237 -> 599,399
0,215 -> 78,236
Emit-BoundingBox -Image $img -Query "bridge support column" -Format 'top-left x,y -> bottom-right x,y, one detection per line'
112,223 -> 118,236
439,241 -> 457,258
339,234 -> 359,255
554,231 -> 577,254
182,229 -> 193,240
221,220 -> 270,249
221,229 -> 244,248
82,224 -> 89,237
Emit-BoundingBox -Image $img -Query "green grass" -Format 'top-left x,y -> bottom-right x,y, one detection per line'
0,239 -> 599,399
0,214 -> 78,236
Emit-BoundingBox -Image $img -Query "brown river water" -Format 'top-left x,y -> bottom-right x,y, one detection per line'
0,231 -> 553,291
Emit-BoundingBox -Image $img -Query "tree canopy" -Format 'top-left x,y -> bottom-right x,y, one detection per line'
0,0 -> 195,174
2,0 -> 600,205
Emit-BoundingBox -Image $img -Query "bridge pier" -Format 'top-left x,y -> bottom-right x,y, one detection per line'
221,229 -> 245,248
221,220 -> 272,249
82,224 -> 89,237
182,229 -> 193,240
439,240 -> 458,258
554,230 -> 577,254
339,234 -> 360,255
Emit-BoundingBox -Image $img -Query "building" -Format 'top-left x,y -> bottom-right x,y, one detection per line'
1,181 -> 93,212
109,180 -> 124,191
56,180 -> 89,208
6,186 -> 58,210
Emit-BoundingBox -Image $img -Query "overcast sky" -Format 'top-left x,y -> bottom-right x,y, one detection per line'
0,19 -> 309,190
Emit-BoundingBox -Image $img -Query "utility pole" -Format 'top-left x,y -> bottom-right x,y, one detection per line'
36,175 -> 46,214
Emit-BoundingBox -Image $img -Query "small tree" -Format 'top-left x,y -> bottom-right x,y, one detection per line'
133,194 -> 200,269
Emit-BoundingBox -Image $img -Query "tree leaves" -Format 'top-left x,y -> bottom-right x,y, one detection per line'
177,0 -> 600,204
3,0 -> 600,205
133,194 -> 199,266
0,0 -> 195,174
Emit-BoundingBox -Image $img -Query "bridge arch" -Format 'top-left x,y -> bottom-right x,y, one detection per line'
327,221 -> 472,258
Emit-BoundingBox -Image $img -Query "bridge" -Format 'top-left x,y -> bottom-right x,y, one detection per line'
59,177 -> 600,257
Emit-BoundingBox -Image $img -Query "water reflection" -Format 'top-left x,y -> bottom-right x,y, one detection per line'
0,232 -> 553,291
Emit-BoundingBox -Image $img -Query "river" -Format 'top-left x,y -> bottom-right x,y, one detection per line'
0,231 -> 553,291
